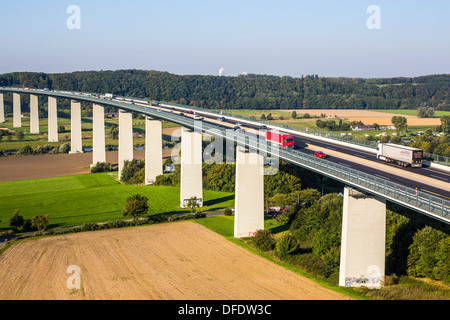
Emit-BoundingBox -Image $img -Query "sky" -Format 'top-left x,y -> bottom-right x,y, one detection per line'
0,0 -> 449,78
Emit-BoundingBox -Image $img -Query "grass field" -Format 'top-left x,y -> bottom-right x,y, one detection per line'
0,173 -> 235,230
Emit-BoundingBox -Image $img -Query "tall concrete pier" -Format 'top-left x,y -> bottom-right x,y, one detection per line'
47,97 -> 58,142
145,118 -> 163,184
234,146 -> 265,238
70,100 -> 83,154
13,93 -> 21,128
92,104 -> 106,165
0,93 -> 4,123
180,127 -> 203,208
118,110 -> 134,180
29,95 -> 39,134
339,187 -> 386,289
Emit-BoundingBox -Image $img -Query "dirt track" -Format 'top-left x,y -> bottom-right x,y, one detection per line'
0,222 -> 350,300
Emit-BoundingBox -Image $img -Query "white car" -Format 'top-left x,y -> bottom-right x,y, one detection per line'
194,115 -> 203,120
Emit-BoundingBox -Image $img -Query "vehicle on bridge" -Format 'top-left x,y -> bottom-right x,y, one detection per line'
314,151 -> 326,159
377,143 -> 423,167
266,130 -> 295,148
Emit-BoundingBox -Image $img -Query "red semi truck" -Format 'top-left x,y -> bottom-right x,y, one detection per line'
266,131 -> 295,148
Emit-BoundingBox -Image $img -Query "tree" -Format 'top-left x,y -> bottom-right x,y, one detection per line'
121,159 -> 145,184
440,115 -> 450,133
187,196 -> 200,214
15,130 -> 24,141
291,111 -> 297,119
122,194 -> 149,223
391,116 -> 408,132
109,126 -> 119,139
31,214 -> 50,234
9,210 -> 24,232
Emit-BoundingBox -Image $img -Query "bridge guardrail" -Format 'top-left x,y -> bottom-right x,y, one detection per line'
157,100 -> 449,167
197,120 -> 449,224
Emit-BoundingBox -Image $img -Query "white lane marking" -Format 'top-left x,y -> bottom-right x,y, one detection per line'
375,174 -> 391,180
430,174 -> 449,181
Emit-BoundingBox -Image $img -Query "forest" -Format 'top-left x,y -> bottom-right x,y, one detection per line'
1,70 -> 450,111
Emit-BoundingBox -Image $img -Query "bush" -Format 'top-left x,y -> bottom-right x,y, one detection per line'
121,159 -> 145,184
81,223 -> 100,232
90,162 -> 113,173
251,229 -> 276,252
59,143 -> 70,153
224,208 -> 233,216
407,226 -> 447,279
276,233 -> 299,258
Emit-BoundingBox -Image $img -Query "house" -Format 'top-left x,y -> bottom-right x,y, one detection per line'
106,113 -> 119,119
351,125 -> 375,131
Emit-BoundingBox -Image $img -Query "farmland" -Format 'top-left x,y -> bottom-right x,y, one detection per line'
0,173 -> 234,230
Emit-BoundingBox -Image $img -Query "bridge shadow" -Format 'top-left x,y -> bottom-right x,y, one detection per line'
203,194 -> 235,207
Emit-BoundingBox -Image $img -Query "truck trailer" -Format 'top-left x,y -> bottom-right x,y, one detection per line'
377,143 -> 423,167
266,131 -> 295,148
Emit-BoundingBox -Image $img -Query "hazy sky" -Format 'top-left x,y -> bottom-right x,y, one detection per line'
1,0 -> 449,78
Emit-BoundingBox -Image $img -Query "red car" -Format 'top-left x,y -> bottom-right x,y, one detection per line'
314,151 -> 326,159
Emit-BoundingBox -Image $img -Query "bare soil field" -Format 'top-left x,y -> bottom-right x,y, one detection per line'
0,222 -> 350,300
280,109 -> 441,126
0,127 -> 180,182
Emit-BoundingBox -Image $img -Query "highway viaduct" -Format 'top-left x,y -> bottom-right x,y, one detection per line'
1,87 -> 449,289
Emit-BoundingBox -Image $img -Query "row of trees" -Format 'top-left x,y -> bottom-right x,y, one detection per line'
9,210 -> 50,234
1,70 -> 450,111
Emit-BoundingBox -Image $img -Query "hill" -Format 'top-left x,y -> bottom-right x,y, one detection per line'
1,70 -> 450,111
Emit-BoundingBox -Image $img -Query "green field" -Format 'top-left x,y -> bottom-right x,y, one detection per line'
0,173 -> 235,230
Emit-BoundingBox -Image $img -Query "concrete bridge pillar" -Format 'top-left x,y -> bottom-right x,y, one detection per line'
0,93 -> 4,123
13,93 -> 21,128
70,100 -> 83,154
180,127 -> 203,208
92,104 -> 106,165
30,95 -> 39,134
145,118 -> 163,185
118,110 -> 134,180
234,145 -> 265,238
339,187 -> 386,289
47,97 -> 58,142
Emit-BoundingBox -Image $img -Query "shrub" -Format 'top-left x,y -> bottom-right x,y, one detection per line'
121,159 -> 145,184
81,223 -> 100,232
251,229 -> 276,252
224,208 -> 233,216
276,233 -> 299,258
407,226 -> 447,279
59,143 -> 70,153
90,162 -> 113,173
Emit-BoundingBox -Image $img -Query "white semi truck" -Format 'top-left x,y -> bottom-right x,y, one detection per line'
377,143 -> 423,167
